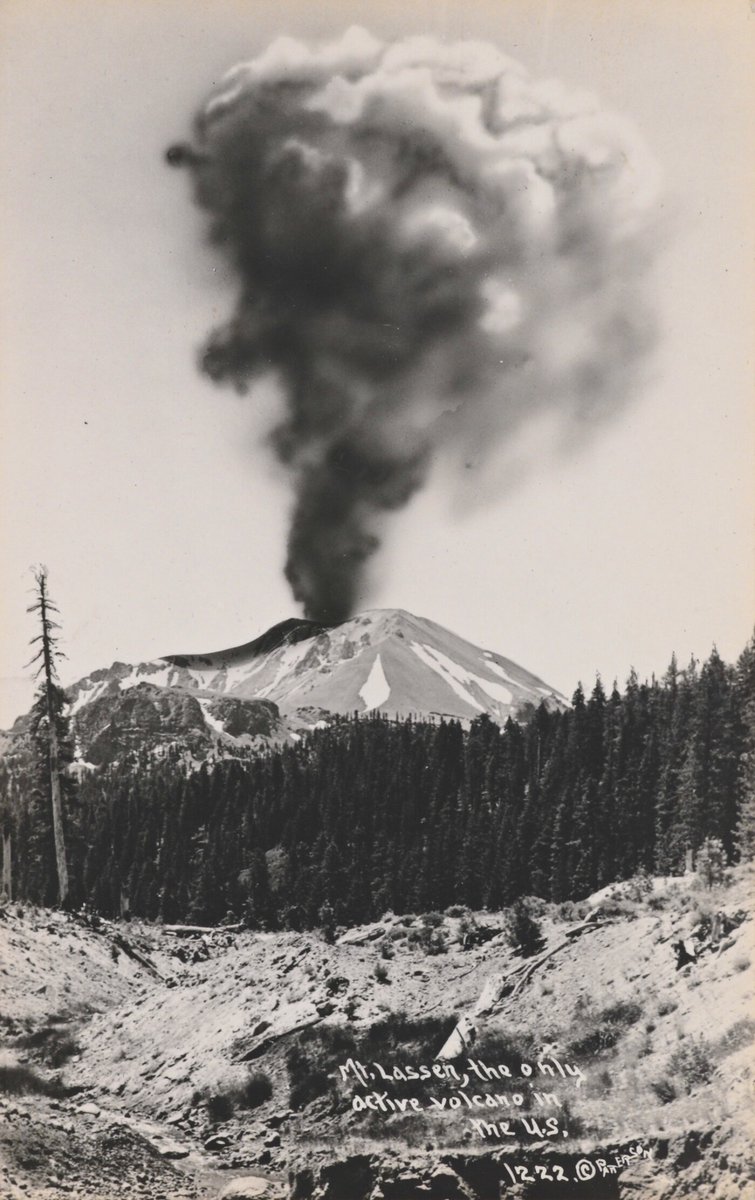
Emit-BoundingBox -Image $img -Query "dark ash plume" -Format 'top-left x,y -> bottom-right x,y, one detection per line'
168,27 -> 661,623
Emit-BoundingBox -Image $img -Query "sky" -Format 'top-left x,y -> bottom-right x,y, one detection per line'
1,0 -> 753,726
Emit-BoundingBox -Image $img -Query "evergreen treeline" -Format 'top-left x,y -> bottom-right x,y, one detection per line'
3,641 -> 754,926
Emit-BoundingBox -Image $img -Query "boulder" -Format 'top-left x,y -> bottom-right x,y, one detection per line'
205,1133 -> 233,1150
217,1178 -> 271,1199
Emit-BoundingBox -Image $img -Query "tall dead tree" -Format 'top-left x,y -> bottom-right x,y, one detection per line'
27,567 -> 70,906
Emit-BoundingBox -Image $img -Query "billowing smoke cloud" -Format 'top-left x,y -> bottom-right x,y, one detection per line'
168,27 -> 661,624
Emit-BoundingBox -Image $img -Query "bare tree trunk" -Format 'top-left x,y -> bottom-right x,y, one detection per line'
1,825 -> 11,901
46,689 -> 69,906
36,570 -> 69,907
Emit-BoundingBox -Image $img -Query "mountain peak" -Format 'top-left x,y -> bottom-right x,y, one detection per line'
165,616 -> 328,668
64,609 -> 566,765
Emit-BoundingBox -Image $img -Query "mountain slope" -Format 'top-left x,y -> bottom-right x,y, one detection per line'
66,610 -> 564,747
1,610 -> 565,769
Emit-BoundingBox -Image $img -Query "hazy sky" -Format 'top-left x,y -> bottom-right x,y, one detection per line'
1,0 -> 753,726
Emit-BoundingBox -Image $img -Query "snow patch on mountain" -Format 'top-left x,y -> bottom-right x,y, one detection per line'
359,654 -> 390,711
410,641 -> 485,712
197,699 -> 226,737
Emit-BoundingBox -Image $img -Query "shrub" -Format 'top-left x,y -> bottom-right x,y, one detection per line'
0,1065 -> 64,1098
567,999 -> 643,1059
373,962 -> 389,984
733,956 -> 750,973
318,903 -> 336,944
505,899 -> 545,958
555,901 -> 589,923
568,1024 -> 622,1058
473,1029 -> 538,1079
669,1037 -> 714,1091
690,903 -> 715,938
558,1100 -> 587,1139
407,913 -> 448,955
16,1024 -> 80,1068
286,1043 -> 336,1112
421,912 -> 445,928
696,837 -> 726,889
205,1069 -> 273,1120
240,1071 -> 273,1109
206,1091 -> 235,1123
285,1013 -> 457,1116
573,994 -> 595,1019
650,1075 -> 677,1104
601,1000 -> 643,1027
324,975 -> 349,996
592,898 -> 639,920
625,870 -> 653,902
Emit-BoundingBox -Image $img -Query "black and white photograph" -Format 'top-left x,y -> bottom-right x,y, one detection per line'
1,2 -> 753,1197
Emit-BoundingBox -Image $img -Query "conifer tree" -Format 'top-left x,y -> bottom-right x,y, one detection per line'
27,567 -> 71,907
734,634 -> 755,859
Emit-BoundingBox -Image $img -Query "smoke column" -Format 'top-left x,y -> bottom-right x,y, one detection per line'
168,27 -> 661,624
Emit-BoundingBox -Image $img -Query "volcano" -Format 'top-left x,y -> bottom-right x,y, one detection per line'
11,610 -> 566,767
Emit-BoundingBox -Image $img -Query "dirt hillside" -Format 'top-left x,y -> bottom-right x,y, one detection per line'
1,866 -> 753,1199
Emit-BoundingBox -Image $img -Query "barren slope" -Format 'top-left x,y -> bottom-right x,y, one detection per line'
1,866 -> 752,1198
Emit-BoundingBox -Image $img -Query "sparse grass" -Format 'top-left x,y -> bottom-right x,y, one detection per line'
657,998 -> 678,1017
715,1018 -> 755,1058
591,898 -> 640,920
637,1031 -> 653,1058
